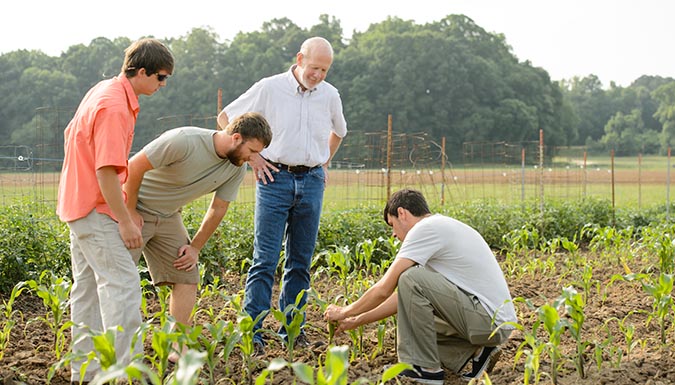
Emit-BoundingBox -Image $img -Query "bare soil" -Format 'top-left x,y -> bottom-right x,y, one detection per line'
1,250 -> 674,385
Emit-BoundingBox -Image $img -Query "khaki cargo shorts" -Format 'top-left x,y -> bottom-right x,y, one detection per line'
129,210 -> 199,285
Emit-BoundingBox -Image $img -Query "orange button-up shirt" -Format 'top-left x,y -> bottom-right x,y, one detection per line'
56,75 -> 139,222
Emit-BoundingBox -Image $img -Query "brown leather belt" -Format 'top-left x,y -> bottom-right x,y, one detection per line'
270,161 -> 319,173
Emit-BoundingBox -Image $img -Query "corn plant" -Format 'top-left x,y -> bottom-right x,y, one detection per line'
354,238 -> 379,275
0,281 -> 26,360
25,270 -> 72,359
62,325 -> 130,384
371,319 -> 388,359
152,285 -> 172,326
345,325 -> 365,362
272,290 -> 307,363
604,312 -> 642,360
307,288 -> 337,345
571,264 -> 597,305
253,358 -> 288,384
642,273 -> 674,344
501,225 -> 541,255
148,318 -> 183,377
597,318 -> 628,369
495,298 -> 548,385
200,319 -> 241,382
89,349 -> 206,385
611,270 -> 674,344
320,245 -> 354,300
288,345 -> 410,385
139,276 -> 154,319
236,310 -> 268,385
585,225 -> 636,263
555,286 -> 587,379
639,225 -> 675,274
537,303 -> 565,384
468,372 -> 493,385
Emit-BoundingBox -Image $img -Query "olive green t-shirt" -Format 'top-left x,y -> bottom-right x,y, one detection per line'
136,127 -> 245,217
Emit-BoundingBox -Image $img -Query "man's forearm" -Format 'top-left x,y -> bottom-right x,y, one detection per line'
190,198 -> 230,250
354,292 -> 398,326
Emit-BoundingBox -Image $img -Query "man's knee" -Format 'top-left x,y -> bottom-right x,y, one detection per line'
398,266 -> 424,289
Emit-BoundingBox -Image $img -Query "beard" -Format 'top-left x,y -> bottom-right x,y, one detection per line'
225,143 -> 246,166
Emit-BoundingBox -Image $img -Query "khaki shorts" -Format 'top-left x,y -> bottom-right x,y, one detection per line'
129,210 -> 199,285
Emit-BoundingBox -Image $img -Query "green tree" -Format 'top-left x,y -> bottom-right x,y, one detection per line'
601,109 -> 652,155
652,82 -> 675,153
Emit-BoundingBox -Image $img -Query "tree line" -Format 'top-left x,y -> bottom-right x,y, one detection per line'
2,14 -> 675,162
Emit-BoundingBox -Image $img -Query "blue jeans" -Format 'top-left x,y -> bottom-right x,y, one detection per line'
243,167 -> 325,342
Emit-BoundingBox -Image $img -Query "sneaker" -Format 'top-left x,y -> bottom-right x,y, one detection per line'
461,346 -> 501,381
252,340 -> 265,357
397,365 -> 444,385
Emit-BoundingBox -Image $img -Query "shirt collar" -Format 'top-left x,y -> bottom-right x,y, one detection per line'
287,65 -> 318,94
119,75 -> 140,116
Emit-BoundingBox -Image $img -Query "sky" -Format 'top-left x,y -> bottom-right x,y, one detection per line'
2,0 -> 673,87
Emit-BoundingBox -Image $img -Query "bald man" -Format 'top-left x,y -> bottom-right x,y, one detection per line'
217,37 -> 347,356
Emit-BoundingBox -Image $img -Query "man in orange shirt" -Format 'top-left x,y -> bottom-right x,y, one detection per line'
56,38 -> 174,384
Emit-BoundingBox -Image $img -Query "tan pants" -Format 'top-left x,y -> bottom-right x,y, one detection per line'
397,266 -> 512,372
68,210 -> 143,382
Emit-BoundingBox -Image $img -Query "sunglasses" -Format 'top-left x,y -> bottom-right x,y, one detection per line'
155,73 -> 170,82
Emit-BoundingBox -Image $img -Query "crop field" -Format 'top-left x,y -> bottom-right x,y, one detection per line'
1,194 -> 675,384
1,152 -> 675,384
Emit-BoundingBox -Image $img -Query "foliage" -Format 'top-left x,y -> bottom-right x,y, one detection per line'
0,201 -> 70,293
8,15 -> 674,163
441,198 -> 615,249
0,198 -> 668,293
24,271 -> 73,360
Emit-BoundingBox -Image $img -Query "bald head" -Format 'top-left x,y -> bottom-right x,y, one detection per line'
300,37 -> 334,60
294,37 -> 334,90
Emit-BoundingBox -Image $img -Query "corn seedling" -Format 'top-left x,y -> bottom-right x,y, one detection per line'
605,312 -> 641,360
290,345 -> 395,385
25,270 -> 72,359
0,281 -> 26,360
253,358 -> 288,384
611,270 -> 674,344
586,225 -> 636,263
354,238 -> 378,275
538,303 -> 566,384
236,310 -> 268,385
307,288 -> 337,345
164,349 -> 207,385
555,286 -> 588,379
272,290 -> 307,363
495,297 -> 547,385
371,319 -> 387,359
200,319 -> 241,382
639,225 -> 675,274
66,325 -> 125,384
148,318 -> 183,377
468,372 -> 493,385
321,245 -> 354,300
571,264 -> 597,305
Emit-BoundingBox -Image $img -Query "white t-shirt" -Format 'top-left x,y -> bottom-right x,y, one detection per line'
397,214 -> 517,326
224,67 -> 347,167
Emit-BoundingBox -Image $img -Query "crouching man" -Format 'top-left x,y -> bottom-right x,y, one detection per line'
324,189 -> 517,383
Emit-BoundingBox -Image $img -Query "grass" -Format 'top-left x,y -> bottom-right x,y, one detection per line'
2,153 -> 675,212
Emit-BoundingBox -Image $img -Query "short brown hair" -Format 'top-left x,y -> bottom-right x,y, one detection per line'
122,38 -> 174,78
383,189 -> 431,224
226,112 -> 273,148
